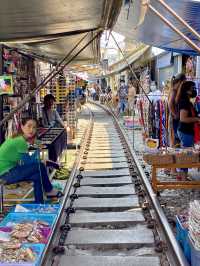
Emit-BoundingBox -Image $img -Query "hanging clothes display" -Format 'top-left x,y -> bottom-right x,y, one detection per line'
137,94 -> 169,147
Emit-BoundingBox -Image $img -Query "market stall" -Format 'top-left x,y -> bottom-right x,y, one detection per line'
144,149 -> 200,192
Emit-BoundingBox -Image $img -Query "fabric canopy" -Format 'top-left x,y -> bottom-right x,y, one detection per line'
114,0 -> 200,55
0,0 -> 122,63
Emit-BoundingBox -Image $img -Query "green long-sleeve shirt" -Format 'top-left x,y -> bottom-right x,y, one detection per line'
0,136 -> 28,176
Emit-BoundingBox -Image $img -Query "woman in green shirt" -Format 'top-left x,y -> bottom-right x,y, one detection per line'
0,117 -> 63,203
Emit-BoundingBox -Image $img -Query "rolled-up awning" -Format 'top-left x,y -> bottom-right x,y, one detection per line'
114,0 -> 200,55
0,0 -> 122,63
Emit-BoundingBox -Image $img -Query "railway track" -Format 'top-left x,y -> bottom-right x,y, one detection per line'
42,103 -> 189,266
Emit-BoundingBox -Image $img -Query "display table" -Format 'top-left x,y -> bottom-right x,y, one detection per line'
38,128 -> 67,162
151,162 -> 200,192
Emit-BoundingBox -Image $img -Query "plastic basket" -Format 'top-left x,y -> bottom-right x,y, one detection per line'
11,204 -> 60,214
176,216 -> 188,246
176,216 -> 191,263
0,213 -> 57,227
0,225 -> 51,244
189,236 -> 200,266
0,243 -> 45,266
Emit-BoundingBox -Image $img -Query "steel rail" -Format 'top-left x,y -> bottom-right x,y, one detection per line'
40,106 -> 94,266
91,100 -> 189,266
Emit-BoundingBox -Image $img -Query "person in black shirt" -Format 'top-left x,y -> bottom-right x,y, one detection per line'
177,81 -> 200,145
176,81 -> 200,178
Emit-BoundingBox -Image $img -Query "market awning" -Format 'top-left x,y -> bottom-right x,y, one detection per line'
0,0 -> 122,63
114,0 -> 200,55
107,45 -> 150,75
7,32 -> 101,65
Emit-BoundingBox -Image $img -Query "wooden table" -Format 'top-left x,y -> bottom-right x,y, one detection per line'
152,162 -> 200,192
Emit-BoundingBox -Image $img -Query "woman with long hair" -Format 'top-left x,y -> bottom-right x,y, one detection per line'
42,94 -> 65,128
168,73 -> 186,146
177,81 -> 200,146
0,117 -> 63,203
176,81 -> 200,179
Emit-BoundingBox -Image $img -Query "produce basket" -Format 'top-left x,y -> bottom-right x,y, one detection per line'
175,152 -> 199,164
0,225 -> 51,244
143,153 -> 174,165
0,243 -> 45,266
0,213 -> 57,227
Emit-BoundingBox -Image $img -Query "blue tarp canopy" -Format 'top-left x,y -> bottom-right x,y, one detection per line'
114,0 -> 200,55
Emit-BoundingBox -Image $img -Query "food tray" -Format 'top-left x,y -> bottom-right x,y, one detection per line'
175,153 -> 199,164
11,204 -> 60,214
0,213 -> 57,227
0,243 -> 45,266
143,153 -> 174,165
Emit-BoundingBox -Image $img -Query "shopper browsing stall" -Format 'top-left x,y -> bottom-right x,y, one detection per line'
42,94 -> 66,128
117,80 -> 128,114
177,81 -> 200,146
0,117 -> 63,203
176,81 -> 200,178
168,73 -> 186,147
128,80 -> 136,115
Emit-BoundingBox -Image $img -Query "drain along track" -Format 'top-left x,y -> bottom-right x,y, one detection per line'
41,103 -> 189,266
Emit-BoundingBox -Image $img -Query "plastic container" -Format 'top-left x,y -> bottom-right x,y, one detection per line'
0,225 -> 51,244
0,213 -> 57,227
189,236 -> 200,266
176,216 -> 191,263
0,243 -> 45,266
11,203 -> 60,214
176,216 -> 188,247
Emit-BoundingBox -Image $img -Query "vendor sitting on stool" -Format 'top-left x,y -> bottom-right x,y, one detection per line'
0,117 -> 63,203
42,94 -> 66,129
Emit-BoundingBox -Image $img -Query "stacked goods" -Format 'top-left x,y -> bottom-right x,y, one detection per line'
66,82 -> 76,130
144,145 -> 200,165
175,149 -> 199,164
189,201 -> 200,265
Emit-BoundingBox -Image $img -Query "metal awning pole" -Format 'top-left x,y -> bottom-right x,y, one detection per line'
156,0 -> 200,42
110,32 -> 152,105
146,3 -> 200,54
0,30 -> 102,127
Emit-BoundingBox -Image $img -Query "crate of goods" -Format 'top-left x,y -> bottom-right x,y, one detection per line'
143,153 -> 174,165
0,213 -> 57,227
0,243 -> 45,266
175,150 -> 199,164
0,223 -> 51,245
176,215 -> 191,263
11,204 -> 60,214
